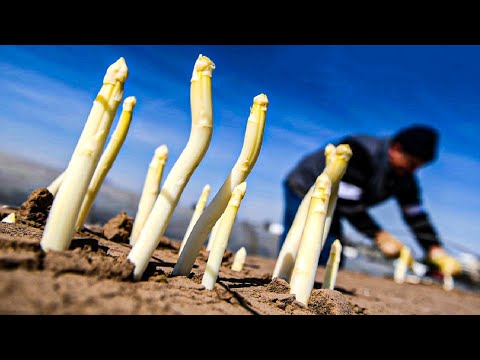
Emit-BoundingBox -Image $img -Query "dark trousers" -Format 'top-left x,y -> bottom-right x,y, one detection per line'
279,180 -> 344,267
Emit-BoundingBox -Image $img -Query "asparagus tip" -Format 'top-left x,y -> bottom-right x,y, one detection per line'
192,54 -> 216,80
155,144 -> 169,159
2,212 -> 15,223
331,239 -> 342,253
123,96 -> 137,111
104,57 -> 129,85
325,143 -> 336,157
336,144 -> 353,159
253,93 -> 269,106
231,247 -> 247,271
443,274 -> 454,291
234,181 -> 247,197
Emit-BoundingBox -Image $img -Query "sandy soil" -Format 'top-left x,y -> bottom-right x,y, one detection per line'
1,189 -> 479,315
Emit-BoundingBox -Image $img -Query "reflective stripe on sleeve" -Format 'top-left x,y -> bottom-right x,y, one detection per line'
338,181 -> 363,201
402,204 -> 424,216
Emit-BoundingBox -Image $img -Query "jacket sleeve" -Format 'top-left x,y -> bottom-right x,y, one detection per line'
395,175 -> 442,251
341,206 -> 383,238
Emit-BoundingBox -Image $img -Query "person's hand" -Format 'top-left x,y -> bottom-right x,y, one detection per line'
373,230 -> 404,258
426,246 -> 462,276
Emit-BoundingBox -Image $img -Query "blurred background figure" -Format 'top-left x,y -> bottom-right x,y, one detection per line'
280,124 -> 461,278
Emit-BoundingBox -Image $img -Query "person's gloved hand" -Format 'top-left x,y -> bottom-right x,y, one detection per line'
426,246 -> 462,276
373,230 -> 404,258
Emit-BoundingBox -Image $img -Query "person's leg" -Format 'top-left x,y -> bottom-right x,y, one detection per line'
318,214 -> 345,267
278,180 -> 303,255
318,233 -> 337,266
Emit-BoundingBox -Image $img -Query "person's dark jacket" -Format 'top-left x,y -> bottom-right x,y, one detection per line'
285,134 -> 442,252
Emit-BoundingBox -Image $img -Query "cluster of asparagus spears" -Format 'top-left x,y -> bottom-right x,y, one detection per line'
37,54 -> 269,292
18,52 -> 442,307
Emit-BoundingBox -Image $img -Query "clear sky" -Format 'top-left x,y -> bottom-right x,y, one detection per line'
1,45 -> 479,258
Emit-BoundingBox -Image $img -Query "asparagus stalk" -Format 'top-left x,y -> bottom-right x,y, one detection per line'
202,182 -> 247,290
128,55 -> 215,280
289,172 -> 331,306
273,144 -> 351,281
321,144 -> 352,246
443,274 -> 454,291
231,246 -> 247,272
129,145 -> 169,246
272,145 -> 334,281
172,93 -> 269,276
75,96 -> 136,231
206,213 -> 223,251
440,256 -> 457,291
179,184 -> 211,254
272,185 -> 313,281
322,239 -> 342,289
40,57 -> 128,252
47,170 -> 65,196
394,245 -> 413,284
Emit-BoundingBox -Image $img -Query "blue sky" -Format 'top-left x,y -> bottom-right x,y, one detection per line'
1,45 -> 479,258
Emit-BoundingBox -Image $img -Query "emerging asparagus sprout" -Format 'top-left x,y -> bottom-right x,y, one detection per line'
172,93 -> 269,277
179,184 -> 211,254
2,213 -> 15,223
273,144 -> 352,282
129,145 -> 169,246
440,257 -> 457,291
443,274 -> 454,291
231,246 -> 247,272
394,245 -> 413,284
202,182 -> 247,290
322,239 -> 342,289
289,172 -> 331,306
128,54 -> 215,280
75,96 -> 137,231
206,213 -> 223,251
40,57 -> 128,252
272,186 -> 313,282
47,170 -> 65,196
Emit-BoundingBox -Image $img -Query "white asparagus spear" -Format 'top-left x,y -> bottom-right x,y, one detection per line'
322,239 -> 342,289
202,182 -> 247,290
129,145 -> 169,246
394,245 -> 412,284
75,96 -> 136,231
289,172 -> 331,306
231,246 -> 247,272
272,185 -> 313,281
128,55 -> 215,280
2,213 -> 15,223
440,257 -> 457,291
272,145 -> 334,281
40,58 -> 128,252
321,144 -> 352,246
273,144 -> 351,281
179,184 -> 211,254
172,93 -> 269,276
206,213 -> 223,251
47,171 -> 66,196
443,274 -> 454,291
